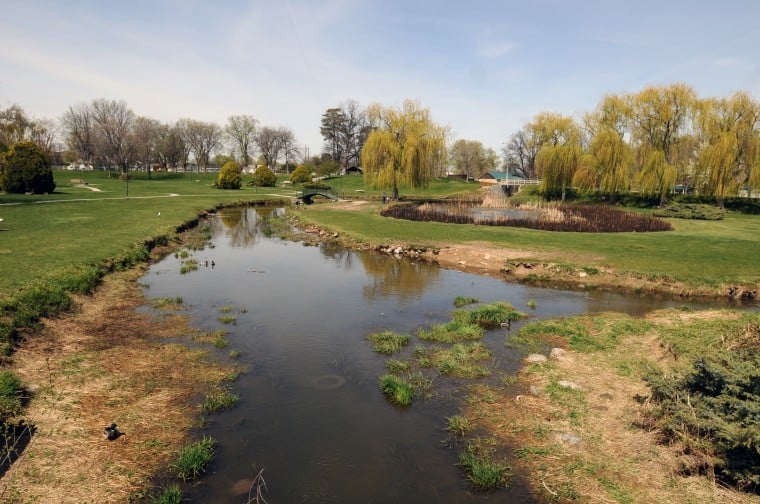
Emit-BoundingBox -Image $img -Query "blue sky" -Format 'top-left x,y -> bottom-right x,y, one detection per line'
1,0 -> 759,158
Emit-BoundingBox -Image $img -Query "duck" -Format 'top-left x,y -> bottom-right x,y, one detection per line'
103,423 -> 123,441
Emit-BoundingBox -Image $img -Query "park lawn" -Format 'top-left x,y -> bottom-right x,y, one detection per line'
0,170 -> 294,296
295,202 -> 760,288
326,172 -> 481,199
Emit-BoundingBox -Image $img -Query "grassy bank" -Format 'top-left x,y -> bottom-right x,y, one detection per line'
293,201 -> 760,291
465,309 -> 760,503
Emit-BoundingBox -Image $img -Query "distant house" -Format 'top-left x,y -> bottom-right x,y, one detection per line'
478,171 -> 527,184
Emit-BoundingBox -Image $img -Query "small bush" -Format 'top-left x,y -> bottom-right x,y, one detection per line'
172,436 -> 215,481
290,165 -> 312,185
653,202 -> 726,220
250,166 -> 276,187
367,331 -> 410,355
379,374 -> 414,406
0,141 -> 55,194
217,160 -> 242,189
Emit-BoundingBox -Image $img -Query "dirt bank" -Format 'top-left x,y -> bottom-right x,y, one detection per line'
0,268 -> 236,503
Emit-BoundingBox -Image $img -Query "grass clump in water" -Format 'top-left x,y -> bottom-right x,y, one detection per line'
367,330 -> 410,355
151,296 -> 184,309
453,296 -> 479,308
147,484 -> 183,504
446,414 -> 471,436
417,318 -> 483,343
172,436 -> 215,481
416,343 -> 492,378
379,374 -> 415,406
202,388 -> 239,413
217,315 -> 237,325
385,358 -> 411,374
459,438 -> 511,490
461,302 -> 524,328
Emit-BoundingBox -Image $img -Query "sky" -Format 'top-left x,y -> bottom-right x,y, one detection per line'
1,0 -> 759,160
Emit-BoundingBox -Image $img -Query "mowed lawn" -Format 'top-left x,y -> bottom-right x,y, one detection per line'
1,169 -> 758,296
0,170 -> 294,295
297,203 -> 760,287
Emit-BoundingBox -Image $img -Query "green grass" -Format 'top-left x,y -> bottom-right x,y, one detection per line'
453,296 -> 479,308
295,201 -> 760,288
0,170 -> 292,297
0,370 -> 23,418
216,315 -> 237,325
459,439 -> 511,490
366,330 -> 411,355
385,358 -> 411,374
461,302 -> 524,328
172,436 -> 215,481
379,374 -> 415,406
416,319 -> 484,342
415,343 -> 492,378
446,414 -> 472,436
147,484 -> 183,504
201,388 -> 239,413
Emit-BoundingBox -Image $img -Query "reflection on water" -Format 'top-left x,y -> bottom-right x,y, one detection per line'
142,207 -> 703,503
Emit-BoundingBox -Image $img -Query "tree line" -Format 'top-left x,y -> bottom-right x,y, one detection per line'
2,83 -> 759,203
0,100 -> 300,176
503,83 -> 760,205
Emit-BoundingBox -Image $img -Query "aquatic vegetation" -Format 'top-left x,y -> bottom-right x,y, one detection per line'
416,343 -> 491,378
385,358 -> 411,374
446,414 -> 471,436
172,436 -> 215,481
367,330 -> 411,355
459,438 -> 511,490
202,388 -> 239,413
379,374 -> 414,406
453,296 -> 479,308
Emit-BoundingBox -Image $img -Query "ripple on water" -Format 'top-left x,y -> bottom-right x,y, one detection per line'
310,374 -> 346,390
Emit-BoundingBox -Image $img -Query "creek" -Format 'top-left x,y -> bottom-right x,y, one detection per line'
141,207 -> 702,503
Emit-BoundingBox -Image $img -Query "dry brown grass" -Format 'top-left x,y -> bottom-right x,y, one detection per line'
467,310 -> 760,504
0,268 -> 233,503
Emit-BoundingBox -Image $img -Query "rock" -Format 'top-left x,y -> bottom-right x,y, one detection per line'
529,385 -> 541,396
556,432 -> 582,445
525,353 -> 547,364
557,380 -> 582,390
578,271 -> 588,278
549,348 -> 567,360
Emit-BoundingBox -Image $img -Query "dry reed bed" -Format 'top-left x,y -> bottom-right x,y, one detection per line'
382,202 -> 673,232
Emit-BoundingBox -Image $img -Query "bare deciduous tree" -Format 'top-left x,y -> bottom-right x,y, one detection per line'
225,115 -> 259,168
179,118 -> 222,172
61,103 -> 97,166
255,126 -> 295,171
90,98 -> 136,172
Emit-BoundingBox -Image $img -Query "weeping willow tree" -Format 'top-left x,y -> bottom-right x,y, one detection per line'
573,128 -> 632,197
361,100 -> 447,199
531,112 -> 582,201
637,150 -> 677,206
695,92 -> 760,207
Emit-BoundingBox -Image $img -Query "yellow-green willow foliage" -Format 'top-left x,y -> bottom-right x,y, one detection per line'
532,112 -> 582,200
695,92 -> 760,206
574,129 -> 631,195
361,100 -> 447,199
637,150 -> 677,205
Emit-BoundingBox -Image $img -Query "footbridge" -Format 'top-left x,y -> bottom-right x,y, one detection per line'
296,187 -> 341,204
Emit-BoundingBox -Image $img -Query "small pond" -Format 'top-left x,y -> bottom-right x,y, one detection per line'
141,207 -> 705,502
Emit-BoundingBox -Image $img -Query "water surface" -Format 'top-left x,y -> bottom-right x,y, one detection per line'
142,207 -> 699,502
